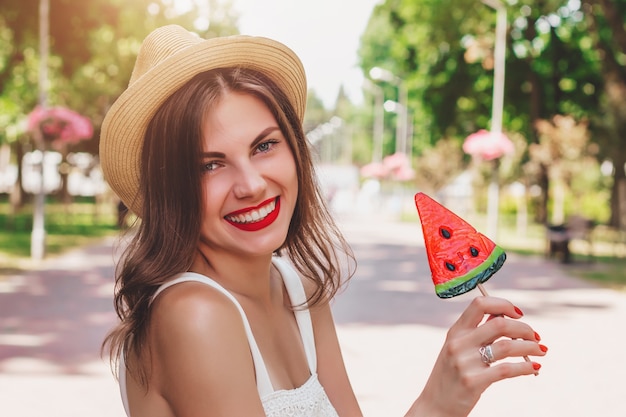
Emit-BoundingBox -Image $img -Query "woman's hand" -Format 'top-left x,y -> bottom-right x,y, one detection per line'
406,296 -> 548,417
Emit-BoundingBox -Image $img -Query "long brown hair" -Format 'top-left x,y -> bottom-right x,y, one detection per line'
102,67 -> 355,384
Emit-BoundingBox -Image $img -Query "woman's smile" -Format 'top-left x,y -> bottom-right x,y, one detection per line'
225,197 -> 281,231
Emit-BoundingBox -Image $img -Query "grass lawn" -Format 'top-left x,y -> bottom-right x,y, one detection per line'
561,252 -> 626,291
0,196 -> 120,272
499,223 -> 626,291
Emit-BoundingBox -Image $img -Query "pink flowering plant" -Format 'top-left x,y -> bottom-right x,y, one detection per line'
27,106 -> 93,149
360,152 -> 415,181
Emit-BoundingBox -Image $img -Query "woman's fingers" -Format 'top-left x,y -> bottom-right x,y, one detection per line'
470,359 -> 544,389
419,296 -> 547,416
474,315 -> 540,345
451,296 -> 524,331
450,296 -> 548,371
481,339 -> 548,364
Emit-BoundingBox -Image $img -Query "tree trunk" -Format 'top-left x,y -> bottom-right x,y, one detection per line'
10,140 -> 27,210
586,2 -> 626,228
537,164 -> 550,224
56,144 -> 72,205
552,177 -> 566,225
609,127 -> 626,230
525,14 -> 549,224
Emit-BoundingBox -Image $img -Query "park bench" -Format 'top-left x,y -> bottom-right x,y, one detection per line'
546,214 -> 595,263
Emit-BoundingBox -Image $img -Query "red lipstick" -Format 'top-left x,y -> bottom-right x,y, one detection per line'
225,197 -> 280,232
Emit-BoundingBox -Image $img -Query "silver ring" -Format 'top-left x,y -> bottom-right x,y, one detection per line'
479,344 -> 495,365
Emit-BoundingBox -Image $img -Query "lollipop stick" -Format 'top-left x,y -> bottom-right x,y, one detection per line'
477,283 -> 489,297
477,283 -> 535,372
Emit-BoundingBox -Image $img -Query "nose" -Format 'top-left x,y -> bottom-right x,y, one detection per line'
232,161 -> 267,199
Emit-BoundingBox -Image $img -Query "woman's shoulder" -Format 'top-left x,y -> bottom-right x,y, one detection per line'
147,278 -> 250,364
143,279 -> 264,415
150,278 -> 243,336
147,278 -> 256,381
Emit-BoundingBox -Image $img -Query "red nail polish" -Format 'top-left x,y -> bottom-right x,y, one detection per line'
534,331 -> 541,341
532,362 -> 542,371
514,306 -> 524,316
539,344 -> 548,353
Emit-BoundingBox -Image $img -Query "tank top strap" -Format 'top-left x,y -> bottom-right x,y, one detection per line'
152,272 -> 275,397
119,352 -> 130,416
271,257 -> 317,373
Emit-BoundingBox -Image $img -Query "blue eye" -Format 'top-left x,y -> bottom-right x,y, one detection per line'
255,139 -> 278,154
202,161 -> 219,172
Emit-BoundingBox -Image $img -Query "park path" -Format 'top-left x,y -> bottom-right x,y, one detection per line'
0,213 -> 624,416
335,216 -> 626,417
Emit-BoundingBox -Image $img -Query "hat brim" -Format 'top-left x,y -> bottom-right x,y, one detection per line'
100,27 -> 306,216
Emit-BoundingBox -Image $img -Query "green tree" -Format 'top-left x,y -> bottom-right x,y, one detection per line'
0,0 -> 239,206
582,0 -> 626,229
0,0 -> 240,145
358,0 -> 621,225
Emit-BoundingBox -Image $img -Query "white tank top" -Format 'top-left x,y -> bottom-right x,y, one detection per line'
119,257 -> 338,417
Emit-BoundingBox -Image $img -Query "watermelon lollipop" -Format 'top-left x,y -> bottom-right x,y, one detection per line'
415,193 -> 534,369
414,192 -> 506,299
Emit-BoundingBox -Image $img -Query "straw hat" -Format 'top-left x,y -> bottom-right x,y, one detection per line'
99,25 -> 307,215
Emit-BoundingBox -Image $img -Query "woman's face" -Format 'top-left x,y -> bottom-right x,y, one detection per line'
198,91 -> 298,258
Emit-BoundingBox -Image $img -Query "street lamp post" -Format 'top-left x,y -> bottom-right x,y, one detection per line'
31,0 -> 49,260
369,67 -> 408,157
483,0 -> 507,240
406,112 -> 414,162
383,100 -> 408,155
363,79 -> 384,164
483,0 -> 506,136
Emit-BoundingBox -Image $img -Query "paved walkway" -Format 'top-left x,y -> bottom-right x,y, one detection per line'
336,216 -> 626,417
0,214 -> 624,416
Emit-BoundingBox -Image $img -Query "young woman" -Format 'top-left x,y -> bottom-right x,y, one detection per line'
100,25 -> 547,417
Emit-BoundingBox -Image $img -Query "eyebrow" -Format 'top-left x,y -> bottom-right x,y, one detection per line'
201,126 -> 281,158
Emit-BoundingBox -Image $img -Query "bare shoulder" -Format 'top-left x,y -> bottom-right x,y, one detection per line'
148,280 -> 251,366
150,281 -> 242,335
148,280 -> 253,379
299,272 -> 320,300
146,281 -> 265,415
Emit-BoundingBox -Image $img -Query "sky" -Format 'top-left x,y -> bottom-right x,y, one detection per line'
231,0 -> 381,108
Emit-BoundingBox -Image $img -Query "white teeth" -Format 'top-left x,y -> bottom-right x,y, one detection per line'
227,199 -> 276,224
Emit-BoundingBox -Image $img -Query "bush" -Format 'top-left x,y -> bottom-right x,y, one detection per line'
0,195 -> 118,259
